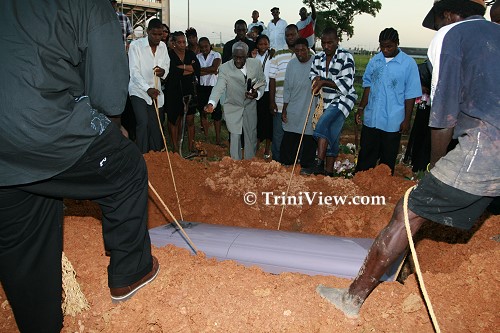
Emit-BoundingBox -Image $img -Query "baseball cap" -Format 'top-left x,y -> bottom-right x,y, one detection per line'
422,0 -> 486,30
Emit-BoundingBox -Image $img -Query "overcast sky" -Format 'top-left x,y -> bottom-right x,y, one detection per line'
167,0 -> 442,50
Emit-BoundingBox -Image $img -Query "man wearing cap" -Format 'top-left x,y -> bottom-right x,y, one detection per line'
110,0 -> 133,49
267,7 -> 288,50
315,0 -> 499,318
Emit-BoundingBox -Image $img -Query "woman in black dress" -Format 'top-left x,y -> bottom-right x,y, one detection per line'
165,31 -> 200,153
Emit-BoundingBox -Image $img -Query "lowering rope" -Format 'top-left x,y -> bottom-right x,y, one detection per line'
153,72 -> 184,221
403,185 -> 441,333
277,94 -> 316,230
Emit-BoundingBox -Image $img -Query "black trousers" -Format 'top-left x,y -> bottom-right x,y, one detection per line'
130,95 -> 164,153
280,131 -> 317,168
0,124 -> 152,333
355,125 -> 401,174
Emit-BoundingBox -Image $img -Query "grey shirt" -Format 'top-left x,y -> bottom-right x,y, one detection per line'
283,56 -> 316,135
0,0 -> 129,186
427,17 -> 500,196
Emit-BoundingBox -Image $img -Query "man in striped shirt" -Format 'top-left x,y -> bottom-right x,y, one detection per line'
110,0 -> 133,49
302,27 -> 357,175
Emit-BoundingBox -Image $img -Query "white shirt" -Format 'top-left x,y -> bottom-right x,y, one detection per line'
128,37 -> 170,107
267,18 -> 288,50
196,50 -> 221,87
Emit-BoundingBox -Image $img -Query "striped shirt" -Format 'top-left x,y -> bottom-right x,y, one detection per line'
268,48 -> 295,112
269,48 -> 315,112
310,47 -> 357,117
116,11 -> 132,48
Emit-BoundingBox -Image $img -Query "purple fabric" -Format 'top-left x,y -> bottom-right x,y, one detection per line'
149,222 -> 404,281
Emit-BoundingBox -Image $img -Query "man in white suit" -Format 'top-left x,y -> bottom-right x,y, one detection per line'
205,42 -> 266,160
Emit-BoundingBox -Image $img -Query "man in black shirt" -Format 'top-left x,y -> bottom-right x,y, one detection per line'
222,19 -> 256,63
0,0 -> 158,332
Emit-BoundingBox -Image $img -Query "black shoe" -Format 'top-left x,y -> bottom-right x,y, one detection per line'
311,159 -> 326,175
301,160 -> 325,176
300,167 -> 313,175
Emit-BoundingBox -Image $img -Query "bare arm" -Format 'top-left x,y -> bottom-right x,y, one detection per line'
200,58 -> 221,76
355,87 -> 370,125
400,98 -> 416,134
311,76 -> 339,95
309,0 -> 317,20
430,128 -> 454,169
269,78 -> 277,115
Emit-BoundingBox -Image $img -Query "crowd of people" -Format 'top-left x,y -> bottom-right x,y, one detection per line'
120,2 -> 329,165
119,1 -> 443,178
0,0 -> 498,332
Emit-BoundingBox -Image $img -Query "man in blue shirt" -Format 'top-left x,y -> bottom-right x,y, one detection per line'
316,0 -> 498,319
355,28 -> 421,174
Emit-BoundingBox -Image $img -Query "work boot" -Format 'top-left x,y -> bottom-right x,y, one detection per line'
300,159 -> 326,175
311,159 -> 326,175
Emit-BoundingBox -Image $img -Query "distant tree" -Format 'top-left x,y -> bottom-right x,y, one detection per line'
303,0 -> 382,41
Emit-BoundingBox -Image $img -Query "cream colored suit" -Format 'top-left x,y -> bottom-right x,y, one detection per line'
209,58 -> 266,159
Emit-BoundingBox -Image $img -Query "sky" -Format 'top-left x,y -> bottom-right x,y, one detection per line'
167,0 -> 441,50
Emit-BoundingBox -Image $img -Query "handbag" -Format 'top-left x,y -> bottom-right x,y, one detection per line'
311,94 -> 324,130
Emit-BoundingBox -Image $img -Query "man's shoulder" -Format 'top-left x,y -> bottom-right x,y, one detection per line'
129,37 -> 144,49
336,47 -> 354,58
224,39 -> 237,49
246,58 -> 261,68
287,57 -> 301,67
275,48 -> 293,56
219,61 -> 234,71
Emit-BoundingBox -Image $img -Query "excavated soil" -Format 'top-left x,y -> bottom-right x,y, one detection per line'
1,142 -> 498,332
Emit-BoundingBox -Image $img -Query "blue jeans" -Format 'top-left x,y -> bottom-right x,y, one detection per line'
272,113 -> 284,162
313,103 -> 346,157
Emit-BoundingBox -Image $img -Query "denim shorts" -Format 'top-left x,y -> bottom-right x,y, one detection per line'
313,103 -> 346,157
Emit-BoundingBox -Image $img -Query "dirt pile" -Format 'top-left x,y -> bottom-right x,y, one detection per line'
1,150 -> 498,332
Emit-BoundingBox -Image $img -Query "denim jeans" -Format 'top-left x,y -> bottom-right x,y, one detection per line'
313,103 -> 346,157
272,113 -> 284,162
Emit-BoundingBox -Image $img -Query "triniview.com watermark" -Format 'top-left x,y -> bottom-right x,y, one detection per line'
243,192 -> 386,206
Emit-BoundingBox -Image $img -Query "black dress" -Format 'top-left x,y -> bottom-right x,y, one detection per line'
165,49 -> 200,124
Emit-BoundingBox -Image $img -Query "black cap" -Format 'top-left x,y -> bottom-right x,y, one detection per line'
422,0 -> 486,30
271,7 -> 279,12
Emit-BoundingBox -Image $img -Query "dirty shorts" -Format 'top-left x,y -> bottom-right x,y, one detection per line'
408,173 -> 493,230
